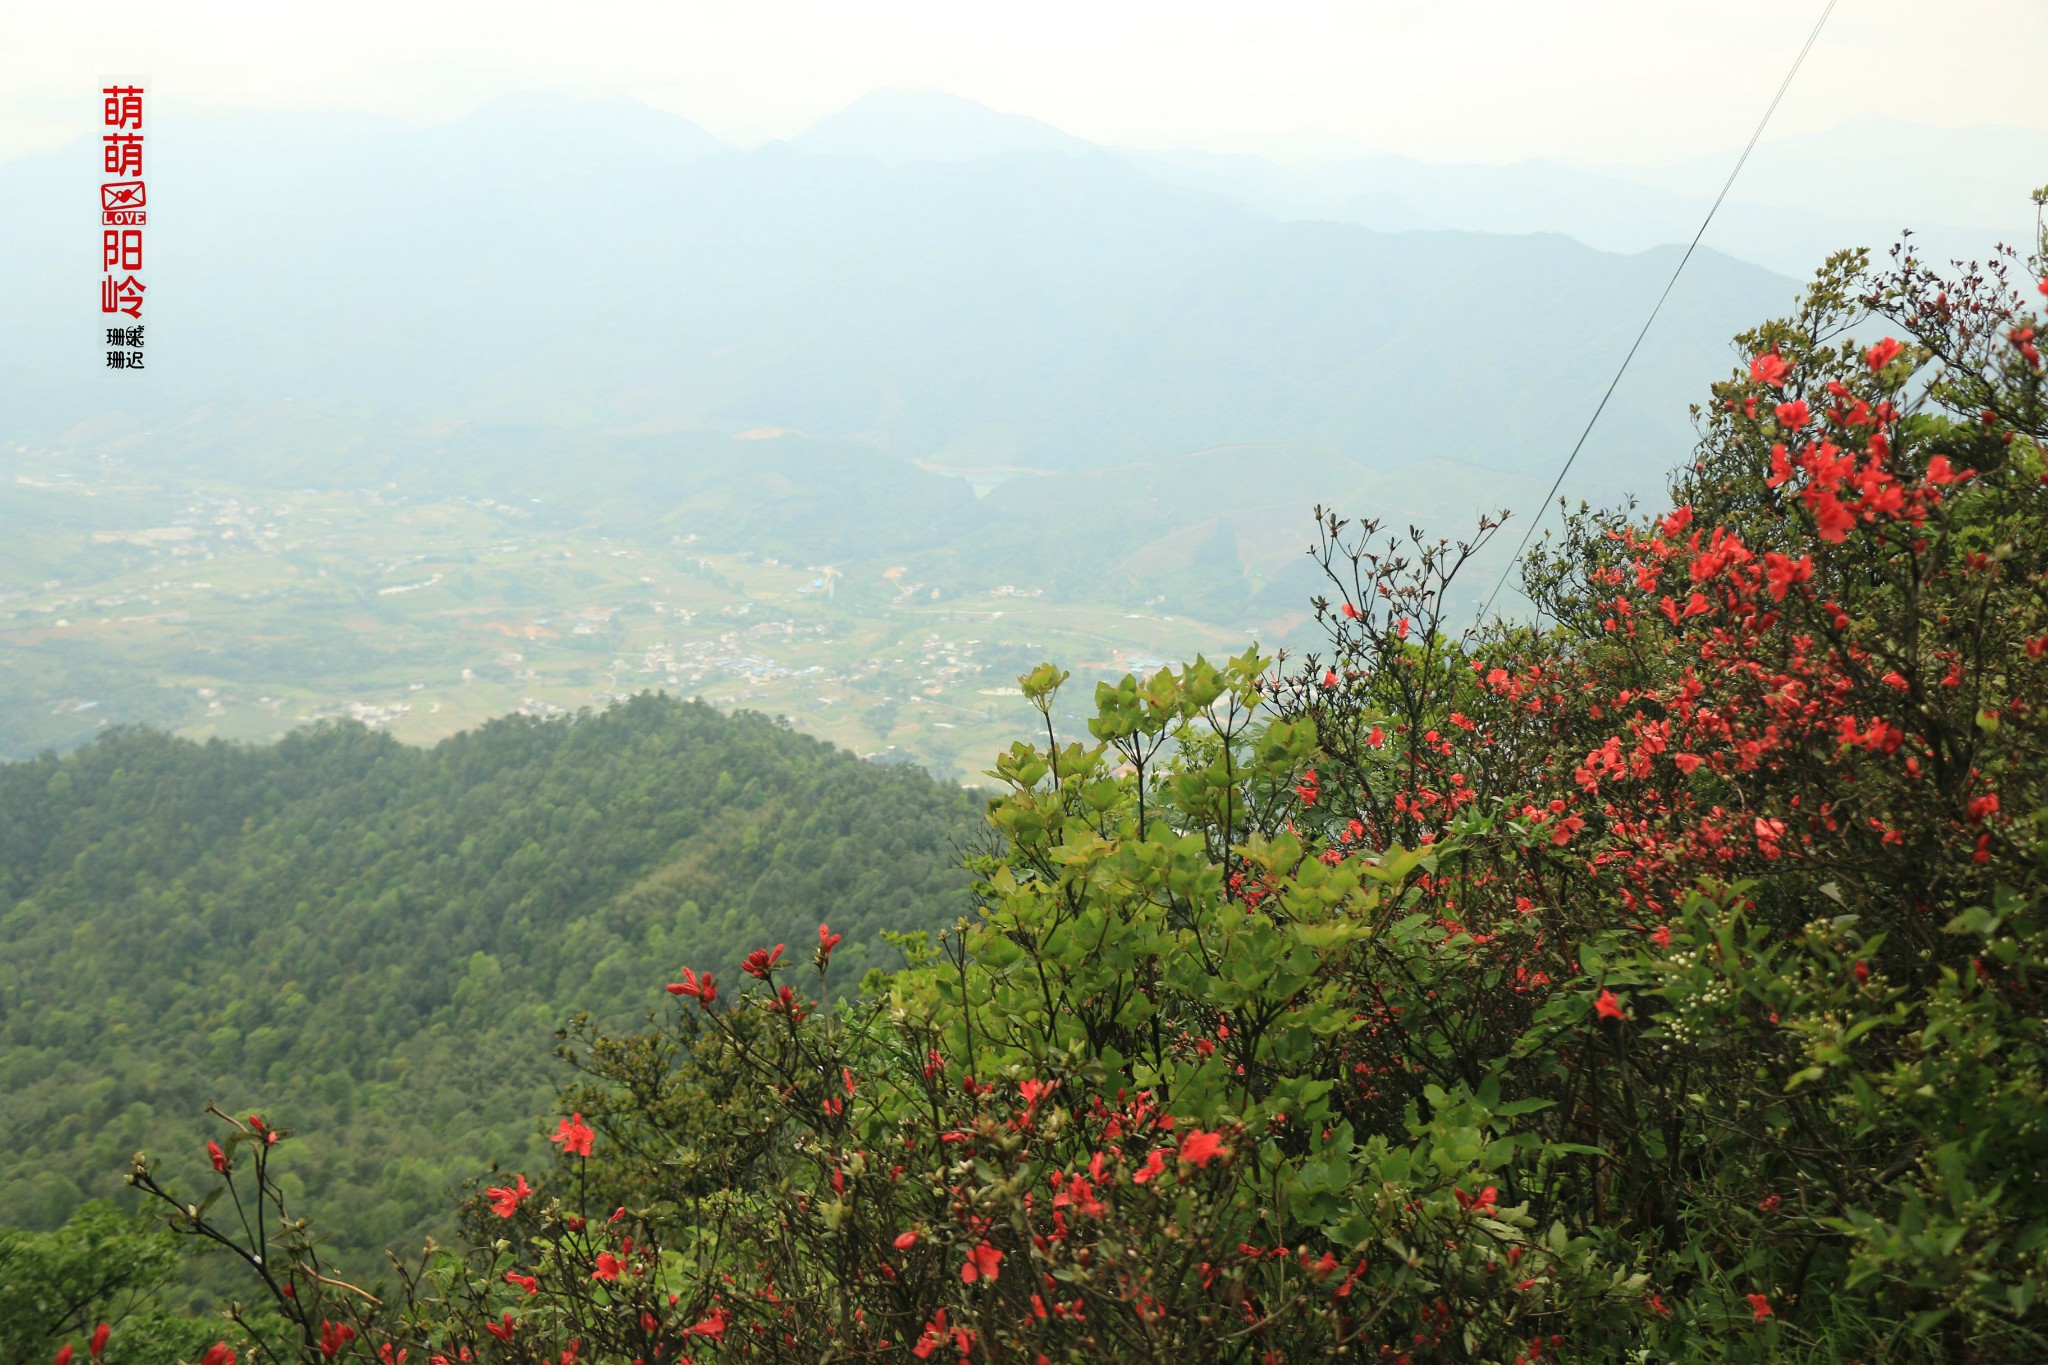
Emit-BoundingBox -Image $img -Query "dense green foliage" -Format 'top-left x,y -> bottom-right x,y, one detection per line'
0,1202 -> 229,1365
0,694 -> 982,1267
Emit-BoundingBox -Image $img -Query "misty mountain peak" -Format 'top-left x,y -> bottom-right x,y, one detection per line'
788,87 -> 1093,162
441,90 -> 732,164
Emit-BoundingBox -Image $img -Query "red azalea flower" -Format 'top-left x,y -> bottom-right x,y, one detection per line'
1810,491 -> 1856,542
1747,1292 -> 1774,1320
551,1113 -> 595,1157
1594,989 -> 1626,1021
1864,337 -> 1903,371
665,967 -> 717,1008
1749,351 -> 1790,387
484,1312 -> 517,1342
1455,1184 -> 1499,1213
208,1139 -> 229,1173
911,1309 -> 950,1360
318,1321 -> 357,1359
593,1252 -> 622,1282
89,1325 -> 110,1360
960,1242 -> 1003,1284
1923,454 -> 1964,485
818,922 -> 843,954
486,1172 -> 533,1218
1177,1128 -> 1227,1168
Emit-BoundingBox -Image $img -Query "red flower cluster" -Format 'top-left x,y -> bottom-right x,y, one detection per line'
551,1113 -> 595,1158
665,966 -> 718,1008
742,944 -> 787,979
318,1321 -> 357,1359
486,1172 -> 533,1217
959,1241 -> 1002,1284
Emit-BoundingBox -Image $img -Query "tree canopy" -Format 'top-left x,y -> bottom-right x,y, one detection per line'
0,694 -> 982,1282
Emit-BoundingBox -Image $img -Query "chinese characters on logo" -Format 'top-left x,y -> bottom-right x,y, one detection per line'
100,83 -> 147,369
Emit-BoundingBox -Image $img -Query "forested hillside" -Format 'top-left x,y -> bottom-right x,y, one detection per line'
0,694 -> 983,1259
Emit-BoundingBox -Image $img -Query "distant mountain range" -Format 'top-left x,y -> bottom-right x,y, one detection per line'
785,90 -> 2042,276
4,87 -> 2029,623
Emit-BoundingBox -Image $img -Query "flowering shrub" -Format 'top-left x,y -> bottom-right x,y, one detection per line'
118,207 -> 2048,1362
1,1203 -> 234,1365
1264,220 -> 2048,1357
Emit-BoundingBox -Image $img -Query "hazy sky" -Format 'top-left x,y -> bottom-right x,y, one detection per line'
4,0 -> 2047,165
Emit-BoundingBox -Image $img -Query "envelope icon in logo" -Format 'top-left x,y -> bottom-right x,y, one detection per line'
101,181 -> 146,210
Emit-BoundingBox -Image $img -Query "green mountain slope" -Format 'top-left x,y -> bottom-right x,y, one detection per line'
0,694 -> 983,1260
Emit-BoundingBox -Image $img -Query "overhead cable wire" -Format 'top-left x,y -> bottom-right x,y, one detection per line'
1474,0 -> 1843,624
